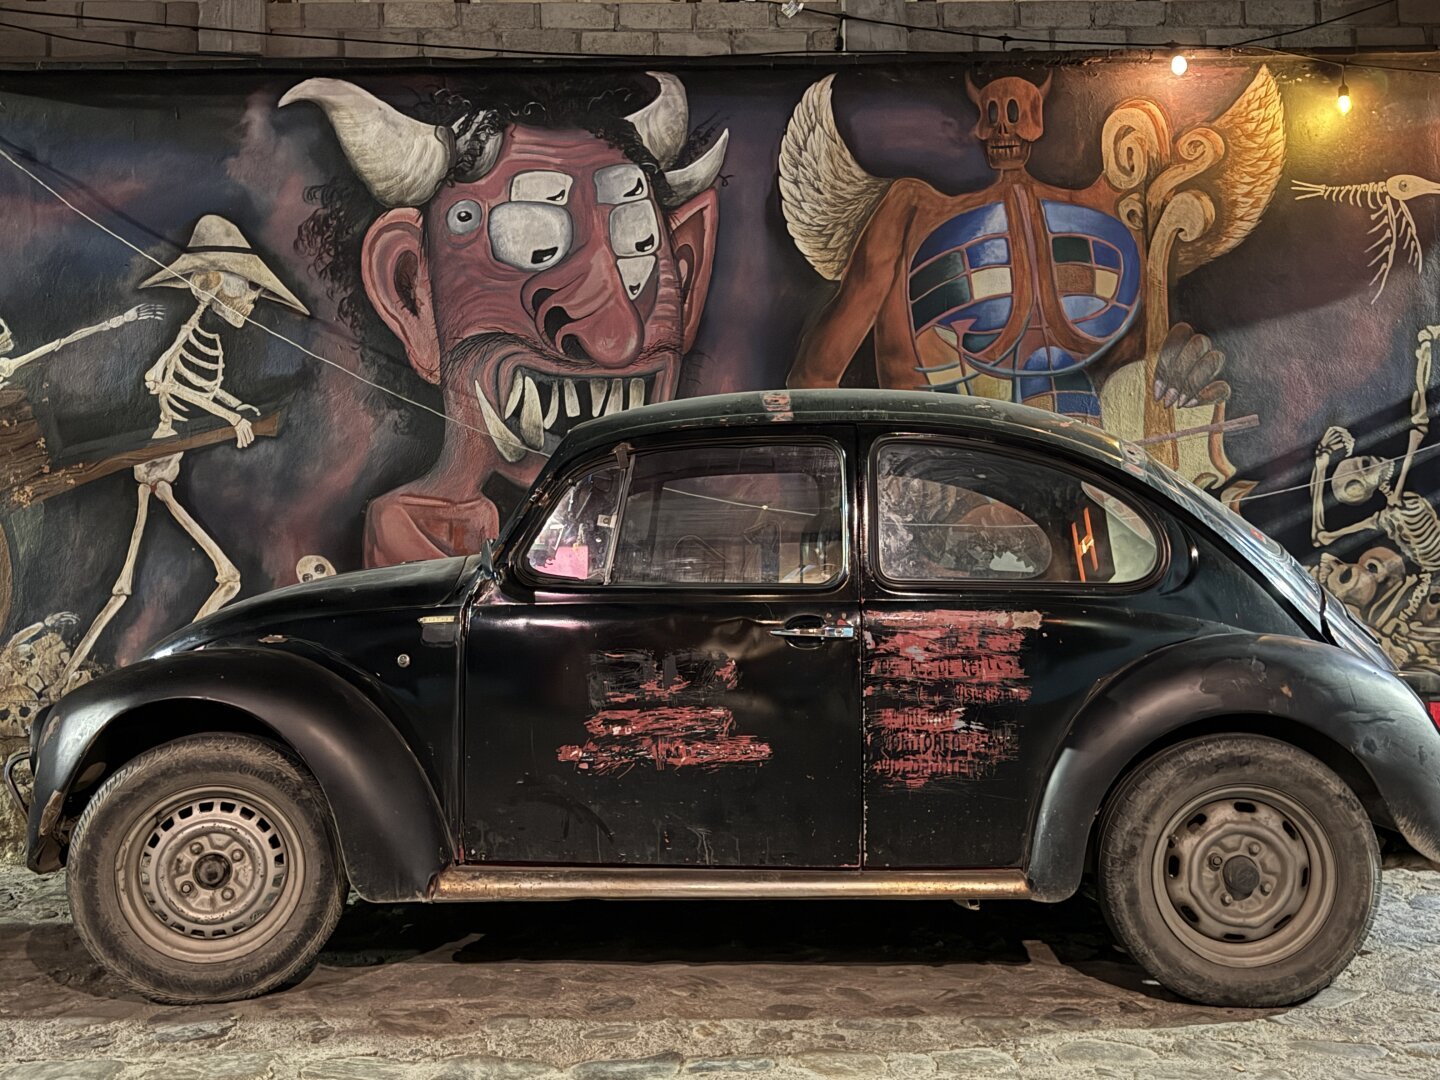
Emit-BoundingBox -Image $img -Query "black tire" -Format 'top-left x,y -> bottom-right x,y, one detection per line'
1097,734 -> 1380,1008
67,733 -> 346,1003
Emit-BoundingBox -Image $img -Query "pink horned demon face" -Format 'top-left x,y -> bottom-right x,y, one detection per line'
282,75 -> 724,492
965,73 -> 1051,171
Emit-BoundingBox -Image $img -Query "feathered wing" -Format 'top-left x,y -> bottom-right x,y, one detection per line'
779,75 -> 895,282
1174,65 -> 1286,277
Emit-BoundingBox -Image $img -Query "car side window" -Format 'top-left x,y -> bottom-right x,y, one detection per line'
525,462 -> 625,582
875,441 -> 1158,585
612,443 -> 845,586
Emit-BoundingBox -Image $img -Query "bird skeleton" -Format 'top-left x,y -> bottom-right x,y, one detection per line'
1293,174 -> 1440,302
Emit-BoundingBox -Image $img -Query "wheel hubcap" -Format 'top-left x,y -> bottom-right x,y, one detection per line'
116,787 -> 305,963
1152,787 -> 1335,967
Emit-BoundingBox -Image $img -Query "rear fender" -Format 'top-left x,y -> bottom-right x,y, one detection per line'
1027,633 -> 1440,901
27,647 -> 453,901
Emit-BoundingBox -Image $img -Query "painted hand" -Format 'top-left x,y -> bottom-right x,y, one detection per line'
232,418 -> 255,448
1154,323 -> 1230,409
124,304 -> 165,324
1317,426 -> 1354,458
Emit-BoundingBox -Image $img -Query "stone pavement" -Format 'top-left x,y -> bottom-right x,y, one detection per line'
0,861 -> 1438,1079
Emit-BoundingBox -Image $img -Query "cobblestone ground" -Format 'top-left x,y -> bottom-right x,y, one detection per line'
1,860 -> 1438,1079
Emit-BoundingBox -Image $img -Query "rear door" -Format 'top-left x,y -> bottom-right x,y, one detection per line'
464,430 -> 864,868
859,432 -> 1192,868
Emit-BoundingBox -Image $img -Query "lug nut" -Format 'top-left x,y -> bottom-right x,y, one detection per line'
1248,843 -> 1261,856
221,887 -> 235,901
1208,854 -> 1223,870
1221,894 -> 1232,906
1261,883 -> 1272,895
189,842 -> 204,855
180,882 -> 193,894
231,849 -> 244,862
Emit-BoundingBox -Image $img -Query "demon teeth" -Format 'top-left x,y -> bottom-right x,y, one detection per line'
564,379 -> 580,418
475,380 -> 527,463
520,376 -> 545,450
504,369 -> 524,419
629,378 -> 645,410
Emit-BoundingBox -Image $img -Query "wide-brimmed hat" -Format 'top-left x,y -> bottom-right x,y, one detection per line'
139,215 -> 310,316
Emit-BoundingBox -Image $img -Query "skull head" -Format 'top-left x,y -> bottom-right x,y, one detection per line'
966,73 -> 1051,171
1314,546 -> 1405,615
1331,455 -> 1394,505
296,555 -> 336,584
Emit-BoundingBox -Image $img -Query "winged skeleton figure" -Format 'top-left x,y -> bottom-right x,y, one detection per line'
779,68 -> 1285,502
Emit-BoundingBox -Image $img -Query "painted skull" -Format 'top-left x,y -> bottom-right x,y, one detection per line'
1331,455 -> 1393,505
1314,547 -> 1405,613
966,73 -> 1051,171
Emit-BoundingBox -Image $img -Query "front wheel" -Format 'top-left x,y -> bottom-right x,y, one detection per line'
67,733 -> 346,1003
1097,734 -> 1379,1007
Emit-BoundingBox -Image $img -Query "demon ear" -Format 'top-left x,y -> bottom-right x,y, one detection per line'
361,208 -> 442,385
667,187 -> 719,355
1037,71 -> 1053,99
965,72 -> 982,106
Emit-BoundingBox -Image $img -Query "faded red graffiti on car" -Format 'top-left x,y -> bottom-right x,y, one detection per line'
560,649 -> 771,775
865,610 -> 1041,788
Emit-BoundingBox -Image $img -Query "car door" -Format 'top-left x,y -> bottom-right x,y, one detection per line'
860,432 -> 1202,869
464,430 -> 863,868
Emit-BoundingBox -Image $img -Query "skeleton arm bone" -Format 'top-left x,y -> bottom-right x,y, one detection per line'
163,384 -> 255,447
0,306 -> 163,381
1312,425 -> 1355,546
214,388 -> 259,414
1394,338 -> 1435,500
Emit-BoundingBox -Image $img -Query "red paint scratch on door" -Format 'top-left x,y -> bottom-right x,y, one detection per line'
559,649 -> 770,775
866,610 -> 1040,788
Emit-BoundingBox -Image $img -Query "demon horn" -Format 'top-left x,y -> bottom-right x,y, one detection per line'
664,129 -> 729,203
624,72 -> 688,169
279,78 -> 457,208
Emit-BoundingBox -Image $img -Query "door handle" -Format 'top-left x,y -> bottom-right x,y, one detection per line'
770,623 -> 855,640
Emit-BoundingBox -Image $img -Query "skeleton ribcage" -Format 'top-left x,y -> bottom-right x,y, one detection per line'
156,325 -> 225,423
1380,493 -> 1440,570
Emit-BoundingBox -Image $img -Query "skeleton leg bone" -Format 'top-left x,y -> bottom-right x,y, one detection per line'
152,478 -> 240,618
63,480 -> 153,685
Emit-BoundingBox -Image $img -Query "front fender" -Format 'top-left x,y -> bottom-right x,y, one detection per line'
27,648 -> 453,902
1027,633 -> 1440,902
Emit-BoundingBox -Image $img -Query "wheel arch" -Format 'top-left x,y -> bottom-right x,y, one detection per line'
1025,633 -> 1440,902
28,649 -> 454,902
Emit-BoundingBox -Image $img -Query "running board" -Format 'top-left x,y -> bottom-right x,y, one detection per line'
428,866 -> 1031,902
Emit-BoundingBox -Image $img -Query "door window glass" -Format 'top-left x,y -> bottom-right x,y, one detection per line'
613,444 -> 844,586
525,462 -> 625,582
875,442 -> 1157,584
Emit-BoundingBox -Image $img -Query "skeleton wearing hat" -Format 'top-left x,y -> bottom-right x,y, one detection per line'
48,215 -> 309,684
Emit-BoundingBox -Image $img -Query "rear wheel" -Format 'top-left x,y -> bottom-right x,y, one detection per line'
1097,734 -> 1379,1007
67,733 -> 346,1003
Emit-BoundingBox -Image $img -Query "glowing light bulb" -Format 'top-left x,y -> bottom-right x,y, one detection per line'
1170,51 -> 1188,76
1337,81 -> 1352,114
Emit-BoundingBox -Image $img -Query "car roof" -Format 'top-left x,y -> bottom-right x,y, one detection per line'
559,388 -> 1134,472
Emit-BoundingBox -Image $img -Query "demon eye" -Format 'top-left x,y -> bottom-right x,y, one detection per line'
617,255 -> 656,299
509,171 -> 573,205
609,201 -> 659,257
988,101 -> 998,125
595,164 -> 649,205
488,202 -> 573,272
446,200 -> 483,236
1007,99 -> 1019,124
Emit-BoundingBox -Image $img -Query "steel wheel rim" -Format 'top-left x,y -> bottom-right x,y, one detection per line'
1150,785 -> 1336,968
114,784 -> 306,963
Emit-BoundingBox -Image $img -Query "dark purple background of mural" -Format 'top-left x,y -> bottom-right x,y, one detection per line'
0,59 -> 1436,669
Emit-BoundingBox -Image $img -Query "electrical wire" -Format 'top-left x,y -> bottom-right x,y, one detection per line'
0,141 -> 494,441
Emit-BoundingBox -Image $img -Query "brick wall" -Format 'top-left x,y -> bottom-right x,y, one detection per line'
0,0 -> 1433,66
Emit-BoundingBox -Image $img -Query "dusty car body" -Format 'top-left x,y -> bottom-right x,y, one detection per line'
9,388 -> 1440,1006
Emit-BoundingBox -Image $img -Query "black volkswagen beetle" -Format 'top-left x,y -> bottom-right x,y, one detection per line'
9,389 -> 1440,1007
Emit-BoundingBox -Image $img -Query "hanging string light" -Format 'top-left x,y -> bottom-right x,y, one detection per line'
1337,68 -> 1353,114
1170,48 -> 1189,76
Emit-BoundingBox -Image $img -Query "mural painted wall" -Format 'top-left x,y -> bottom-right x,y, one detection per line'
0,59 -> 1437,848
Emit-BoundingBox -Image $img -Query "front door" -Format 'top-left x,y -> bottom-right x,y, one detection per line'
465,432 -> 862,868
860,433 -> 1185,868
